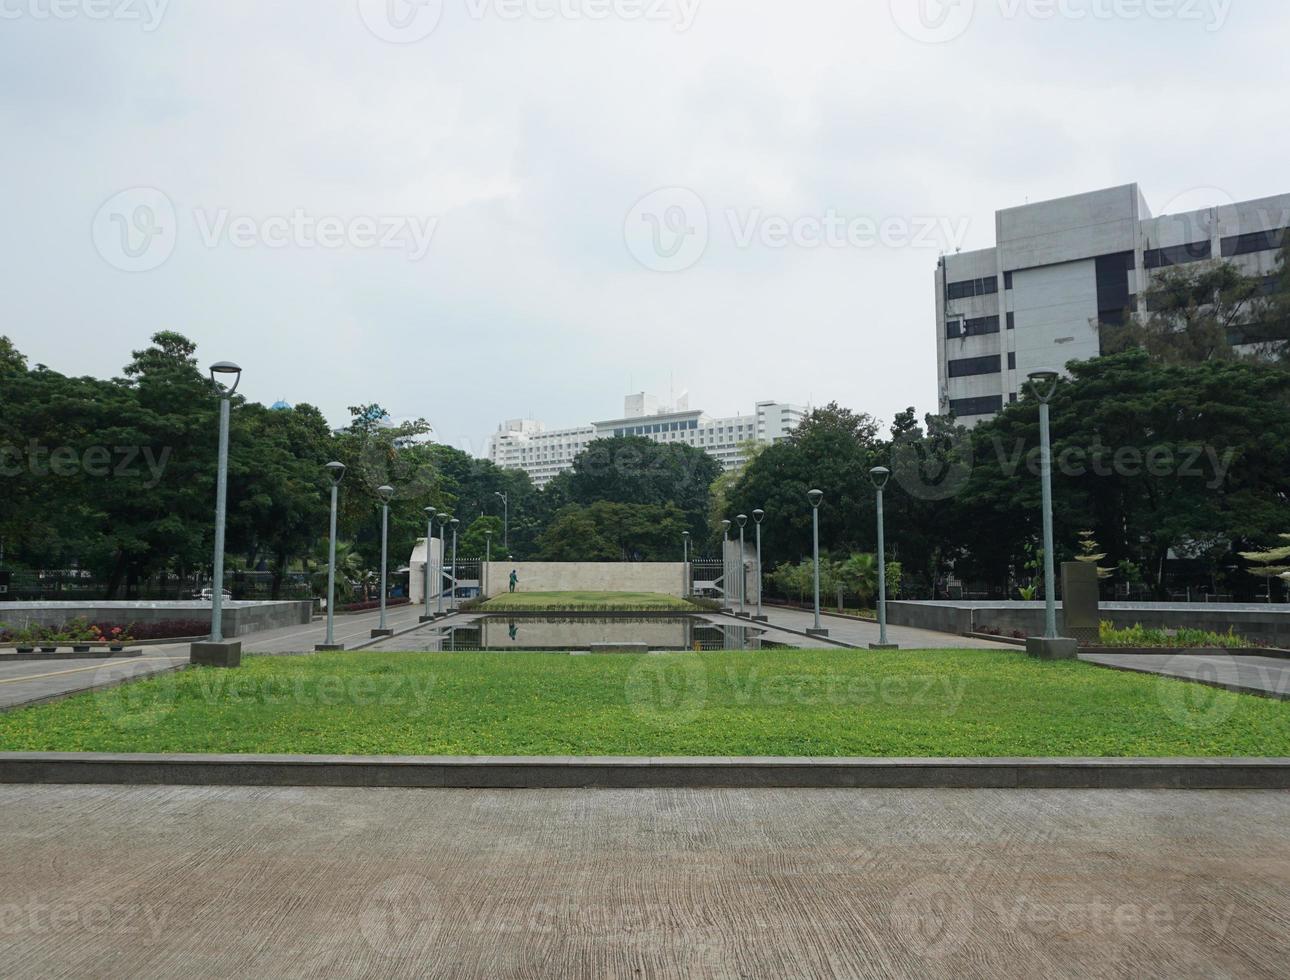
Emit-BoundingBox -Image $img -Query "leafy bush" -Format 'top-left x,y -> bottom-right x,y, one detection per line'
1096,621 -> 1252,649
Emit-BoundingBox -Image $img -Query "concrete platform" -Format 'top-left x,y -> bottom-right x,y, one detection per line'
0,784 -> 1286,978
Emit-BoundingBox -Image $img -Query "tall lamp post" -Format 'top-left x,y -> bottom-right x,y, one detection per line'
450,517 -> 460,611
437,514 -> 450,616
494,491 -> 509,555
420,507 -> 436,623
192,361 -> 243,668
752,509 -> 766,622
1026,372 -> 1077,659
315,461 -> 347,651
736,514 -> 748,617
485,530 -> 493,597
869,467 -> 898,650
371,485 -> 395,638
807,489 -> 827,637
682,531 -> 691,597
721,519 -> 732,610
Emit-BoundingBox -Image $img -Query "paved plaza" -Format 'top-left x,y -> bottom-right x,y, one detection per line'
0,784 -> 1285,978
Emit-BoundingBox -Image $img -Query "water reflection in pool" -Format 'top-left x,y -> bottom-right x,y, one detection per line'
415,616 -> 791,652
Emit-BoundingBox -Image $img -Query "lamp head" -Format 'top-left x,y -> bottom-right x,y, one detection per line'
736,514 -> 747,528
450,518 -> 460,528
753,509 -> 765,524
209,361 -> 243,394
807,489 -> 824,508
721,519 -> 731,531
682,531 -> 691,539
324,461 -> 347,486
439,513 -> 451,525
1027,370 -> 1060,403
376,485 -> 395,504
425,506 -> 436,518
869,466 -> 891,490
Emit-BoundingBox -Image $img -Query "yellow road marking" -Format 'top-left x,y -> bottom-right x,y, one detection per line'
0,658 -> 180,686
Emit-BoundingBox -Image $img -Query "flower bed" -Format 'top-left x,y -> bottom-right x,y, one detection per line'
0,618 -> 210,648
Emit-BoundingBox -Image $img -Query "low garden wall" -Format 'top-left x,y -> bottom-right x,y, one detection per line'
887,601 -> 1290,647
0,601 -> 313,638
479,563 -> 688,599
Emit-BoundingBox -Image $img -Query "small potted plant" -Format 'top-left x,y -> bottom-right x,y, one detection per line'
37,626 -> 60,654
64,617 -> 95,654
107,626 -> 132,653
12,625 -> 36,655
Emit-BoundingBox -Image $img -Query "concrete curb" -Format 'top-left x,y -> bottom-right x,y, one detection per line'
348,612 -> 466,651
711,613 -> 859,649
2,754 -> 1287,789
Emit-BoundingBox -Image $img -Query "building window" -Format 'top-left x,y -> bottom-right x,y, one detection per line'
1007,352 -> 1017,370
1221,228 -> 1289,258
946,276 -> 999,301
1144,241 -> 1212,269
948,354 -> 1002,378
1004,271 -> 1013,290
949,395 -> 1003,418
948,315 -> 1001,340
1007,312 -> 1015,330
1009,392 -> 1018,404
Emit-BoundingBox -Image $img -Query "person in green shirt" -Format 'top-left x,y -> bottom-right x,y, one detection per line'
509,569 -> 518,593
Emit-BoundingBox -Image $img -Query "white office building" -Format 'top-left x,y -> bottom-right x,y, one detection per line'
488,394 -> 809,487
935,183 -> 1290,424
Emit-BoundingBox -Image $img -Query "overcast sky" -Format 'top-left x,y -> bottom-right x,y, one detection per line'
3,0 -> 1288,455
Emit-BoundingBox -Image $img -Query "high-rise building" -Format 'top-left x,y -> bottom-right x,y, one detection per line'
935,183 -> 1290,424
488,394 -> 808,487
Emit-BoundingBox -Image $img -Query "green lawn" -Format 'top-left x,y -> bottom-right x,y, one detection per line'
0,650 -> 1285,757
482,591 -> 699,612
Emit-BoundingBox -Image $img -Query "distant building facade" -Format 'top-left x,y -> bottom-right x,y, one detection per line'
936,183 -> 1290,424
488,394 -> 808,487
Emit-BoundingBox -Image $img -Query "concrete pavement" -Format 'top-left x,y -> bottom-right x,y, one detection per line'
0,784 -> 1285,978
1081,651 -> 1290,700
754,604 -> 1016,650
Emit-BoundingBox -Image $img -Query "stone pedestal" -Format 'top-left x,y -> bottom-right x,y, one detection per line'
752,615 -> 769,623
1026,637 -> 1079,660
869,643 -> 900,650
370,629 -> 395,639
806,628 -> 829,638
190,640 -> 242,668
418,615 -> 436,624
313,644 -> 345,652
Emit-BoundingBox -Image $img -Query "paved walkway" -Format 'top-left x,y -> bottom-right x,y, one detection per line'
755,605 -> 1015,650
0,652 -> 189,711
0,784 -> 1285,978
1081,651 -> 1290,699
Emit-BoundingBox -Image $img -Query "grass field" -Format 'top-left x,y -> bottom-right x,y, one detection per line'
0,650 -> 1285,757
481,591 -> 700,612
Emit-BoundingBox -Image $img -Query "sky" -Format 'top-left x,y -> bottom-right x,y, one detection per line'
3,0 -> 1289,457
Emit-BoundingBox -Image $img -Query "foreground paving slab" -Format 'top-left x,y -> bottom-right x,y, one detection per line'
0,785 -> 1285,978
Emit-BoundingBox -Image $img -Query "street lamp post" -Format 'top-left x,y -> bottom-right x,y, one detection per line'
807,489 -> 827,637
315,461 -> 347,651
192,361 -> 243,668
721,519 -> 732,610
1026,372 -> 1077,659
485,530 -> 493,597
752,509 -> 766,621
682,531 -> 691,597
869,467 -> 898,650
420,507 -> 436,623
371,485 -> 395,638
736,514 -> 748,617
450,517 -> 460,611
437,515 -> 449,616
494,491 -> 509,555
